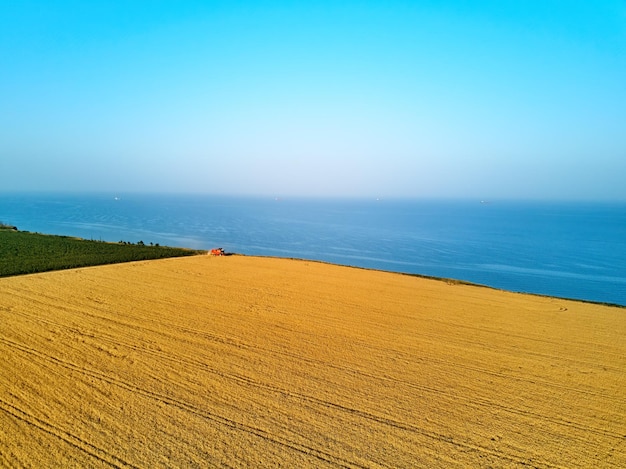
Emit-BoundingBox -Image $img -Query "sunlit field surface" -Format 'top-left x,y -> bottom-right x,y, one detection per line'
1,255 -> 624,467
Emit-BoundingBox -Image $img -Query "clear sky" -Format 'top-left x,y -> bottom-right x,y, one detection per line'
1,1 -> 625,200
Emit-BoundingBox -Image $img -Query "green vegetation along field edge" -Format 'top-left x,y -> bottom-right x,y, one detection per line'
0,227 -> 206,277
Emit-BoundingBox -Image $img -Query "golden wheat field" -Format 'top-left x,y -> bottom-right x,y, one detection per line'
1,255 -> 625,468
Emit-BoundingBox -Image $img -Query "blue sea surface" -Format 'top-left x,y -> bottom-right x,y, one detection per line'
1,193 -> 625,306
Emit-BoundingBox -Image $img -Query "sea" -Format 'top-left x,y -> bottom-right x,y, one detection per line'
1,193 -> 625,307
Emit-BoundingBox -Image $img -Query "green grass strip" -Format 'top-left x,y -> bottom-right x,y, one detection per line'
0,229 -> 205,277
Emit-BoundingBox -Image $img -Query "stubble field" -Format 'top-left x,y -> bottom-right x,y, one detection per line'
1,255 -> 625,467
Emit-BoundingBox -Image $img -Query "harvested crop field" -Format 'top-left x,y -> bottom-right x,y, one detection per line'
1,255 -> 625,468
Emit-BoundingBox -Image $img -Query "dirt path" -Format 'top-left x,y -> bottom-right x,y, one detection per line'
1,255 -> 624,467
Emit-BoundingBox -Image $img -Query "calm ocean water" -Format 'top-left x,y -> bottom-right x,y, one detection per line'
1,193 -> 625,306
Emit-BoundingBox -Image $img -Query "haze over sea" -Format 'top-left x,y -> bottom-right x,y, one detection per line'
1,193 -> 624,306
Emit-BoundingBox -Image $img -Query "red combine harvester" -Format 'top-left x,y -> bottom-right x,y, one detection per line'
209,248 -> 225,256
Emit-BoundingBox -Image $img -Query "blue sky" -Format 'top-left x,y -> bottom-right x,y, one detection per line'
1,1 -> 625,199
